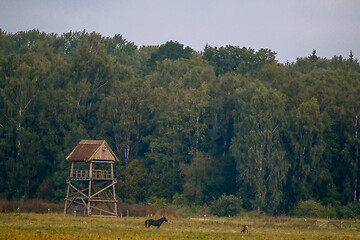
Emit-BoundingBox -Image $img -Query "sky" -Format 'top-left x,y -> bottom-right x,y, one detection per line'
0,0 -> 359,63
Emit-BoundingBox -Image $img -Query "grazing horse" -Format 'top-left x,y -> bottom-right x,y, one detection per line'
241,225 -> 249,233
145,217 -> 168,228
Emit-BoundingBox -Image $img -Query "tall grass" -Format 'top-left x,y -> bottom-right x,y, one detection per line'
0,199 -> 63,213
118,203 -> 183,218
0,213 -> 359,240
0,199 -> 183,217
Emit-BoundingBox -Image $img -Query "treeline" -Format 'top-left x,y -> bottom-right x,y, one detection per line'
1,29 -> 360,216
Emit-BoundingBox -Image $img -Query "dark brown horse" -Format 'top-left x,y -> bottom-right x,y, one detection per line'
145,217 -> 168,228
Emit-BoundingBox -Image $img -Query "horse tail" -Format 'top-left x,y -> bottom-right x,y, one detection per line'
145,220 -> 148,227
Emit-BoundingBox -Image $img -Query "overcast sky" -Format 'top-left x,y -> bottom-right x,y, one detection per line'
0,0 -> 359,63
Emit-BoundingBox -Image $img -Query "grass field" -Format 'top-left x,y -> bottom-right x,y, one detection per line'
0,213 -> 359,240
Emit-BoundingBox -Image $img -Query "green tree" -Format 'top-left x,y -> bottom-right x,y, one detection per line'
97,67 -> 150,163
183,82 -> 210,153
119,159 -> 150,202
231,81 -> 288,213
104,34 -> 137,66
0,53 -> 40,199
144,83 -> 186,199
206,73 -> 243,197
145,57 -> 212,201
147,41 -> 195,68
203,45 -> 276,76
284,98 -> 327,208
181,152 -> 224,203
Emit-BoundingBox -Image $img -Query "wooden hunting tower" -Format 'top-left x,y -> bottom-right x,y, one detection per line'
64,140 -> 119,216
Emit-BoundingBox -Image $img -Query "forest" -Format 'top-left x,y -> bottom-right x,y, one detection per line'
0,29 -> 360,217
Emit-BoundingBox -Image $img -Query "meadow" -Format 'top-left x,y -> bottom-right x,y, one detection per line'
0,213 -> 359,240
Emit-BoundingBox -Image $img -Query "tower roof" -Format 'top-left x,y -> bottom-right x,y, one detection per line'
66,140 -> 119,162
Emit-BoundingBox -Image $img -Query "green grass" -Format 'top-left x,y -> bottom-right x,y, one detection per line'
0,213 -> 359,239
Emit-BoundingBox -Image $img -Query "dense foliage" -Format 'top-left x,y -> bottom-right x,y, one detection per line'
1,29 -> 360,216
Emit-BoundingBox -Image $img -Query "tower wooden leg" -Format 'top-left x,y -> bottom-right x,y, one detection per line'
64,180 -> 70,214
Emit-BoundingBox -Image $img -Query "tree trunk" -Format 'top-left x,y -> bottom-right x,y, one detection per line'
355,115 -> 359,201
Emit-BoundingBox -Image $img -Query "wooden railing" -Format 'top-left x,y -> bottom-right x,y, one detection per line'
71,169 -> 112,179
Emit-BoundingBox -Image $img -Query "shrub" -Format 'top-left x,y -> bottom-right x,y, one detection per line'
292,200 -> 360,219
209,194 -> 242,217
347,202 -> 360,217
335,202 -> 360,219
147,197 -> 168,208
172,193 -> 189,207
323,204 -> 337,218
292,200 -> 326,218
336,205 -> 354,219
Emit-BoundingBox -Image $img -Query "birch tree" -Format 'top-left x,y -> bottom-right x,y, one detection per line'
231,81 -> 288,213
